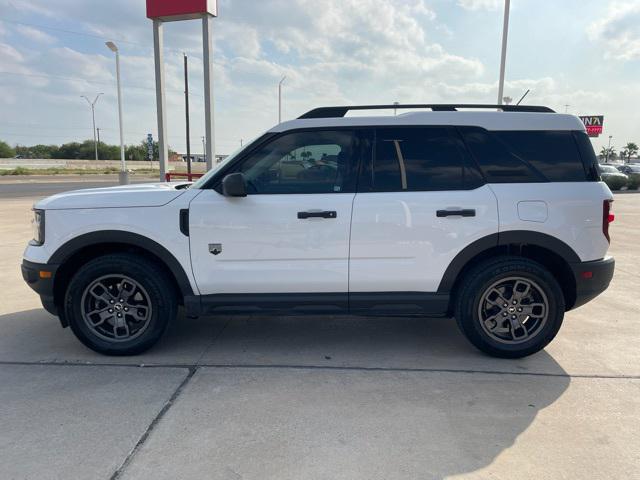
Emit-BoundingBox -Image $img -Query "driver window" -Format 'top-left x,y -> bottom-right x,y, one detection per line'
235,130 -> 358,194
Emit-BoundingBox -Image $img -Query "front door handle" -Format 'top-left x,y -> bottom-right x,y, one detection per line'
436,209 -> 476,218
297,210 -> 337,219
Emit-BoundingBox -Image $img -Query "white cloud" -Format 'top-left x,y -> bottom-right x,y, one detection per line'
588,1 -> 640,61
457,0 -> 500,11
15,25 -> 56,44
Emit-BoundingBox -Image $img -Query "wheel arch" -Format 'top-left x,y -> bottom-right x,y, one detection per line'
439,231 -> 579,313
50,231 -> 194,316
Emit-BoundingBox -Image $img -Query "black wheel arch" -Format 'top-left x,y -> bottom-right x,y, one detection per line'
439,230 -> 580,313
50,231 -> 195,315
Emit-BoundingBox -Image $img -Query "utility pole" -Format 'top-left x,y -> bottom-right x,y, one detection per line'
497,0 -> 510,105
96,128 -> 101,146
278,76 -> 286,123
183,53 -> 192,178
564,104 -> 570,113
201,136 -> 205,163
81,93 -> 103,161
393,101 -> 399,116
240,139 -> 243,147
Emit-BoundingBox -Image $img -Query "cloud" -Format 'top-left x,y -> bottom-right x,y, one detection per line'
588,1 -> 640,61
15,25 -> 56,44
457,0 -> 500,11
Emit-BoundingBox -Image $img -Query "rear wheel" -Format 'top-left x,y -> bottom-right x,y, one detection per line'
454,256 -> 565,358
64,253 -> 177,355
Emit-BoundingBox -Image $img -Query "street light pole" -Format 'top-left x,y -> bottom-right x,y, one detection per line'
106,41 -> 127,185
81,93 -> 103,161
278,76 -> 286,123
497,0 -> 510,105
607,135 -> 613,163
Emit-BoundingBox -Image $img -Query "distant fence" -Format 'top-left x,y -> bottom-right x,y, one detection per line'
0,158 -> 207,172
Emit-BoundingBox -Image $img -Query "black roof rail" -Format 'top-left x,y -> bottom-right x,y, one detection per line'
298,104 -> 555,119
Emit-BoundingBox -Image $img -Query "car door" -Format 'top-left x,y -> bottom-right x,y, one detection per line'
189,129 -> 364,312
349,126 -> 499,314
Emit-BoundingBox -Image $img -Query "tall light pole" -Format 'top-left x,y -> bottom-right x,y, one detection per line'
278,75 -> 286,123
393,101 -> 400,116
497,0 -> 510,105
106,41 -> 127,185
606,135 -> 613,163
80,93 -> 103,161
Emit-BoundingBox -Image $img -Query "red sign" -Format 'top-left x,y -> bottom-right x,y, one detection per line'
146,0 -> 217,21
579,115 -> 604,138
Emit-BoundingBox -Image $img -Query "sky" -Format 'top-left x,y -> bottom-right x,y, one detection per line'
0,0 -> 639,155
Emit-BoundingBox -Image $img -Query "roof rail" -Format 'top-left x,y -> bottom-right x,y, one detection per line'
298,104 -> 555,119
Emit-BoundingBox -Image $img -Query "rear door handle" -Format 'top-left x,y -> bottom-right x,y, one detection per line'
297,210 -> 337,219
436,209 -> 476,218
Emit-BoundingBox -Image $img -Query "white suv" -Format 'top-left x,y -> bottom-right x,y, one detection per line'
22,104 -> 615,358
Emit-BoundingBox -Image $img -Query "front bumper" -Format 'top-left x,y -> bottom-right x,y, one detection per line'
569,256 -> 615,310
21,259 -> 60,316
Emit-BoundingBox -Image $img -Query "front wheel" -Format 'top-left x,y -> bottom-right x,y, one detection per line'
64,253 -> 177,356
454,256 -> 565,358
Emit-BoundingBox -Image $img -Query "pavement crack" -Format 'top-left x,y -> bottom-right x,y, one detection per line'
108,366 -> 198,480
1,360 -> 639,380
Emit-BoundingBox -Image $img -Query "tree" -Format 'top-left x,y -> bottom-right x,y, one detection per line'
599,146 -> 616,162
623,142 -> 638,163
0,140 -> 16,158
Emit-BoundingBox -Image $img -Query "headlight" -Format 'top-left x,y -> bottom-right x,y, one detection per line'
30,209 -> 45,246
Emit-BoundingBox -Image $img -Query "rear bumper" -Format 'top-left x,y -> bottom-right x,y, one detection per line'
569,256 -> 615,310
21,259 -> 59,316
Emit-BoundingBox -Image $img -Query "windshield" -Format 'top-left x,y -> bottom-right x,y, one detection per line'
599,165 -> 618,173
191,134 -> 265,189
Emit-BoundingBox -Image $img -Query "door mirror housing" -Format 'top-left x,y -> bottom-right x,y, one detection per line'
222,172 -> 247,197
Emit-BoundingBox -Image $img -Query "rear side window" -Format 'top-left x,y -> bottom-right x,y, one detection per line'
364,127 -> 482,192
573,131 -> 600,181
494,130 -> 589,182
460,128 -> 591,183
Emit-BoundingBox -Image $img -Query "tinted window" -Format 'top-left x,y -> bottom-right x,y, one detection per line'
494,130 -> 588,182
366,127 -> 482,192
234,130 -> 359,194
574,131 -> 600,181
459,127 -> 543,183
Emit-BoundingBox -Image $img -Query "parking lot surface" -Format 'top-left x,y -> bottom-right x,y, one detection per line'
0,179 -> 638,479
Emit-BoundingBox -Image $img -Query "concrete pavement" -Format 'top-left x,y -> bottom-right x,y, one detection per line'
0,182 -> 638,479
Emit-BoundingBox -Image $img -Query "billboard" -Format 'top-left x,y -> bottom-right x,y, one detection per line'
579,115 -> 604,137
146,0 -> 217,21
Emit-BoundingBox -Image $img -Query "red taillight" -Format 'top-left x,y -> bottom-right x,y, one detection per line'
603,199 -> 613,243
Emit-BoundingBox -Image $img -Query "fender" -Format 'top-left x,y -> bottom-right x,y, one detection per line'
437,230 -> 580,293
49,230 -> 194,296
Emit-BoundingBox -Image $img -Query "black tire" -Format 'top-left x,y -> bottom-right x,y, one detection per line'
454,256 -> 565,358
64,253 -> 177,356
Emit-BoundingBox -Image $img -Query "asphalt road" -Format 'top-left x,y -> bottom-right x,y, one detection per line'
0,178 -> 638,480
0,175 -> 156,198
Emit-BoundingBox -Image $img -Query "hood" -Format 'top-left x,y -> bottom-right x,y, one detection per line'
35,182 -> 192,210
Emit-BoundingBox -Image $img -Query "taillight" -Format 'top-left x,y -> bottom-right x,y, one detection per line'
603,199 -> 614,243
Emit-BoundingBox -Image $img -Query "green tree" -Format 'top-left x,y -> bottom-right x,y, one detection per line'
0,140 -> 16,158
599,146 -> 616,162
623,142 -> 638,163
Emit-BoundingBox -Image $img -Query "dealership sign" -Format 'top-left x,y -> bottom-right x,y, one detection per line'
579,116 -> 604,137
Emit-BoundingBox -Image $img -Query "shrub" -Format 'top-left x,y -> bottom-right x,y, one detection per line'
626,173 -> 640,190
603,175 -> 627,191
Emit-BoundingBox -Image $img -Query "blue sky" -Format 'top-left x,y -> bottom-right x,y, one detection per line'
0,0 -> 638,155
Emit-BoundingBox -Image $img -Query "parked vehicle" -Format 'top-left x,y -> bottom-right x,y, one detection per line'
22,104 -> 615,358
616,164 -> 640,175
599,164 -> 628,190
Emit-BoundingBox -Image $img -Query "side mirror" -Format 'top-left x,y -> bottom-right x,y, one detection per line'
222,172 -> 247,197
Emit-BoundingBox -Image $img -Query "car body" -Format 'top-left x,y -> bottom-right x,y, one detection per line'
22,104 -> 615,358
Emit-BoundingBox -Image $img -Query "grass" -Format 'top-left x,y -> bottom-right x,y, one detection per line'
0,167 -> 161,176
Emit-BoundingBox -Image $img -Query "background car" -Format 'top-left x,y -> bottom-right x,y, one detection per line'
599,164 -> 628,190
616,164 -> 640,175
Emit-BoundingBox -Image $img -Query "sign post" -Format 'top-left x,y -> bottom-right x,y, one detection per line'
146,0 -> 217,181
147,133 -> 154,161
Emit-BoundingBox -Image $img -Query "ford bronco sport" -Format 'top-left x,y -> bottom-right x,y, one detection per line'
22,104 -> 615,358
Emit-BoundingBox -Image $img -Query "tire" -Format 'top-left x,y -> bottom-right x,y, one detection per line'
454,256 -> 565,359
64,253 -> 177,356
